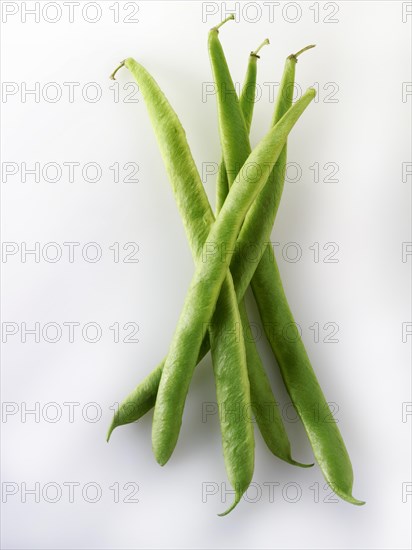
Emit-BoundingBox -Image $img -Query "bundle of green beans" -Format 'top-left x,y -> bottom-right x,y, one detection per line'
108,16 -> 364,515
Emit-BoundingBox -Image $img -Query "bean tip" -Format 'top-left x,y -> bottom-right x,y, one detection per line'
106,424 -> 115,442
307,87 -> 317,99
345,495 -> 366,506
218,493 -> 241,516
328,483 -> 365,506
153,446 -> 170,466
289,459 -> 315,468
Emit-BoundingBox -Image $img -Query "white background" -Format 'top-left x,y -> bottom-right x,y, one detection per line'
1,1 -> 411,548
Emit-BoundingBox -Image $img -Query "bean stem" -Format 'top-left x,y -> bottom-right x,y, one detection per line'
109,60 -> 125,81
212,14 -> 235,31
292,43 -> 316,60
251,38 -> 270,58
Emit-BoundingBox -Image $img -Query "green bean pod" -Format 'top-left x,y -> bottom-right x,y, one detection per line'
232,49 -> 364,505
209,22 -> 265,514
252,248 -> 364,504
208,281 -> 253,516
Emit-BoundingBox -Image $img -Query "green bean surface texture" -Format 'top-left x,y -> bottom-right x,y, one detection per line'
108,43 -> 308,470
152,87 -> 315,467
107,19 -> 363,514
106,48 -> 302,440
